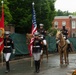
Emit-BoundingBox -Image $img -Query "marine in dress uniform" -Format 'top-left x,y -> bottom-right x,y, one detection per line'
38,23 -> 46,40
61,26 -> 69,40
38,23 -> 47,53
3,31 -> 15,73
56,25 -> 72,52
61,25 -> 73,51
32,32 -> 43,73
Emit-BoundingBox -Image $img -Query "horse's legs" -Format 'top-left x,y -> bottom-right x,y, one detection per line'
63,47 -> 69,65
66,49 -> 69,65
45,45 -> 48,62
64,51 -> 67,64
40,51 -> 43,64
64,50 -> 69,65
60,52 -> 63,65
46,49 -> 48,63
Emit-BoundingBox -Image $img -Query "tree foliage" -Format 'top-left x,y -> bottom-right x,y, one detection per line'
71,12 -> 76,16
8,0 -> 56,33
56,10 -> 71,16
48,27 -> 57,36
0,0 -> 12,25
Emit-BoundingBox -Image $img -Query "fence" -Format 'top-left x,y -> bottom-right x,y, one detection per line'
10,33 -> 76,55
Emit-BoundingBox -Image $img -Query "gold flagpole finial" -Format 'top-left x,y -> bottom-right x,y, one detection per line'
32,2 -> 34,6
1,1 -> 4,7
1,1 -> 4,4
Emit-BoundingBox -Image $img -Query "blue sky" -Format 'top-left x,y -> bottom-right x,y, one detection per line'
55,0 -> 76,12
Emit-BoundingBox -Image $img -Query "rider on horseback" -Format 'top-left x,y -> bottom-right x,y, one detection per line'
38,23 -> 47,45
38,24 -> 48,62
56,24 -> 73,52
61,25 -> 73,52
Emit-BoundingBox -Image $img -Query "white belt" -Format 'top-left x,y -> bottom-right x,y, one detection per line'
33,46 -> 40,47
4,46 -> 11,48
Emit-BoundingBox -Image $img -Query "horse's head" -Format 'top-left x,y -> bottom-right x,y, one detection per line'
56,30 -> 62,41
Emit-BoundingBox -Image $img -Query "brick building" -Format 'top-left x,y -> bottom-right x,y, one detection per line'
53,16 -> 76,37
4,24 -> 15,34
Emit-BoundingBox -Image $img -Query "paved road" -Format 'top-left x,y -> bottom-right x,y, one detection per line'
0,53 -> 76,75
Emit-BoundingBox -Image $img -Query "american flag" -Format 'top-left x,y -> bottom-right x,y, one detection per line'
29,2 -> 37,56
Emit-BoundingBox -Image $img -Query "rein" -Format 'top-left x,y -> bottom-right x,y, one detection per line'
59,43 -> 66,51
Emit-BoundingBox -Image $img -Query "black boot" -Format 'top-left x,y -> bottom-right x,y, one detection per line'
34,61 -> 37,73
56,44 -> 58,52
37,60 -> 40,73
68,44 -> 73,52
5,61 -> 10,73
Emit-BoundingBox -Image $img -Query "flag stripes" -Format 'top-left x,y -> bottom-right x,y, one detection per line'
29,2 -> 37,56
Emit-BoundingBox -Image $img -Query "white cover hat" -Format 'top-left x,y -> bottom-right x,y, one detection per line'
5,31 -> 10,35
34,32 -> 39,36
39,23 -> 44,26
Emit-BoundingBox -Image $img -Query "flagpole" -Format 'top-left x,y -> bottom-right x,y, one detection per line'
30,2 -> 35,67
1,0 -> 4,66
30,56 -> 33,67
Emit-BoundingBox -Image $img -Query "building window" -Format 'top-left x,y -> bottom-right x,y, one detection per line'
54,21 -> 58,28
72,21 -> 76,29
62,21 -> 66,26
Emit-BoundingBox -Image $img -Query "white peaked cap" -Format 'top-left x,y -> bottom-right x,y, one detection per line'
39,23 -> 44,26
5,31 -> 10,35
34,32 -> 39,36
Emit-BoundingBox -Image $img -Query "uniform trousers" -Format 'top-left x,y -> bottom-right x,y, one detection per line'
4,53 -> 11,72
33,52 -> 41,73
33,53 -> 41,61
56,38 -> 72,52
43,39 -> 47,45
4,53 -> 11,62
56,39 -> 70,44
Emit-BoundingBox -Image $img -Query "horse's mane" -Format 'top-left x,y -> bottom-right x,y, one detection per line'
26,33 -> 33,39
56,30 -> 66,45
26,33 -> 33,44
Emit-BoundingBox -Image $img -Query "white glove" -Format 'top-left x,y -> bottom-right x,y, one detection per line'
13,49 -> 15,54
40,50 -> 43,55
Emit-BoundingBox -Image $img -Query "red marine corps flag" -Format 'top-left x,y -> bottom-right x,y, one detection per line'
0,1 -> 4,52
29,2 -> 37,56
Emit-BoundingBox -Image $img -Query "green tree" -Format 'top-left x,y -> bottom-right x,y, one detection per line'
72,12 -> 76,16
33,0 -> 56,30
56,10 -> 71,16
8,0 -> 56,33
48,28 -> 57,36
8,0 -> 32,33
0,0 -> 12,25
